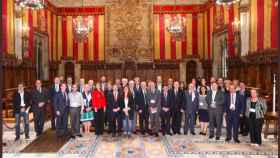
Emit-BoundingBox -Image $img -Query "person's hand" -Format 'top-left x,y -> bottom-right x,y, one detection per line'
180,109 -> 184,113
95,108 -> 98,113
139,110 -> 142,113
39,102 -> 45,107
21,108 -> 26,113
56,111 -> 60,116
240,114 -> 243,117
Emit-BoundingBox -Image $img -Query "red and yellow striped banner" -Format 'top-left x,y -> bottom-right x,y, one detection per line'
57,15 -> 105,61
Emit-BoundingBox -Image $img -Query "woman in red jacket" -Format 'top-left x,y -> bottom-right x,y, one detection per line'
92,83 -> 106,135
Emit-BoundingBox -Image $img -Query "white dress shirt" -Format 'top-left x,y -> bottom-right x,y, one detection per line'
69,92 -> 84,108
19,91 -> 25,107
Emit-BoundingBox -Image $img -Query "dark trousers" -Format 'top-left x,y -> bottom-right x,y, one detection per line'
161,111 -> 171,134
139,112 -> 149,133
172,110 -> 182,134
239,115 -> 249,135
15,112 -> 29,138
70,107 -> 81,136
109,112 -> 122,134
184,112 -> 195,134
226,112 -> 240,140
249,117 -> 264,145
50,104 -> 56,129
56,111 -> 69,136
33,109 -> 45,135
95,109 -> 104,135
209,109 -> 223,137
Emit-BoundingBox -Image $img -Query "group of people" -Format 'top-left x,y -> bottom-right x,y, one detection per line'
12,75 -> 267,147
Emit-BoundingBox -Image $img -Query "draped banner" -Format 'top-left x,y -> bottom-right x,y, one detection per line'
57,15 -> 105,61
154,13 -> 205,60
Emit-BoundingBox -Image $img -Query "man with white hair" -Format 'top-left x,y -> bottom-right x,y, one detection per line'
156,76 -> 163,92
78,78 -> 85,93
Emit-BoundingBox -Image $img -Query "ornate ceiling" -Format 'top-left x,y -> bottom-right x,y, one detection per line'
48,0 -> 210,7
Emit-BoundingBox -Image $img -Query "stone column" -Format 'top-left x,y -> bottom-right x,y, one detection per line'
74,64 -> 81,82
179,62 -> 186,82
196,60 -> 204,78
58,62 -> 64,77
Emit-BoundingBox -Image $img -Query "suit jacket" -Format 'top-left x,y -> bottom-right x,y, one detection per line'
49,84 -> 60,103
54,92 -> 69,115
184,91 -> 199,113
106,90 -> 121,112
169,89 -> 184,112
237,90 -> 250,114
135,88 -> 149,114
147,89 -> 161,114
31,88 -> 49,112
224,92 -> 244,114
12,91 -> 31,114
120,95 -> 135,119
206,90 -> 225,111
161,91 -> 171,111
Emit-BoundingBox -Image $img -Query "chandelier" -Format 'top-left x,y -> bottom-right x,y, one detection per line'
215,0 -> 240,5
15,0 -> 45,9
73,16 -> 93,42
72,0 -> 93,42
165,0 -> 186,41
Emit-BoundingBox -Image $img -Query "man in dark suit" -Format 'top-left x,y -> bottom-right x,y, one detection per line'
107,84 -> 122,136
135,81 -> 149,135
170,81 -> 184,134
31,80 -> 49,136
238,82 -> 250,136
66,77 -> 73,93
225,85 -> 244,143
206,82 -> 225,140
12,83 -> 31,141
156,75 -> 163,93
161,85 -> 172,135
183,83 -> 199,135
49,77 -> 61,129
54,83 -> 69,137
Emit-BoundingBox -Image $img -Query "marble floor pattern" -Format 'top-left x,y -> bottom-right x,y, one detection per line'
3,122 -> 278,158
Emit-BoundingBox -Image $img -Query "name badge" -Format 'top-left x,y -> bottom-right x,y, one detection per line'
151,109 -> 157,114
249,108 -> 256,113
210,103 -> 216,108
150,99 -> 156,104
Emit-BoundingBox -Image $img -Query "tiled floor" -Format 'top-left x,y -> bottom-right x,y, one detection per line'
3,121 -> 278,158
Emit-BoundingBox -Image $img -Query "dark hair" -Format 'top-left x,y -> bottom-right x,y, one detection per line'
199,86 -> 208,95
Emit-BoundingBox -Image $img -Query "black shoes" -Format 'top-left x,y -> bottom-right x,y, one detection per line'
215,137 -> 220,140
209,135 -> 214,139
191,132 -> 196,135
70,135 -> 76,139
154,133 -> 159,137
225,138 -> 231,142
234,139 -> 240,143
77,134 -> 83,137
167,132 -> 173,136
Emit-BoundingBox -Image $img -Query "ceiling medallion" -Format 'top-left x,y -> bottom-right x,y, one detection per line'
215,0 -> 240,5
15,0 -> 45,10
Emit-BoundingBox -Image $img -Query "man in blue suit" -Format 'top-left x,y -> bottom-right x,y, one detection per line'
225,84 -> 244,143
49,77 -> 61,130
54,83 -> 69,137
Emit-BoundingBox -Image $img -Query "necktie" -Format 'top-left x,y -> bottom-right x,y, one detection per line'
143,90 -> 146,104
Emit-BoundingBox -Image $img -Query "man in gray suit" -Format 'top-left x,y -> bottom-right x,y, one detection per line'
147,81 -> 161,137
206,82 -> 225,140
184,83 -> 199,135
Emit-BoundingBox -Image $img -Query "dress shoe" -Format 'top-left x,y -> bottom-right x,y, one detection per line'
77,134 -> 83,137
225,138 -> 231,142
15,137 -> 20,141
141,132 -> 146,135
191,132 -> 196,135
209,135 -> 214,139
234,139 -> 240,143
167,132 -> 173,136
184,132 -> 188,135
199,132 -> 203,135
70,135 -> 76,139
154,133 -> 159,137
215,137 -> 220,140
